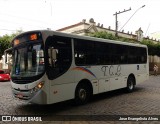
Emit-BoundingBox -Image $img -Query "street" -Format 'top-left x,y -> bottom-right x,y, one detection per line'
1,76 -> 160,124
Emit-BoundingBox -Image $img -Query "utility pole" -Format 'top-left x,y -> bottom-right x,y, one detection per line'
113,7 -> 131,37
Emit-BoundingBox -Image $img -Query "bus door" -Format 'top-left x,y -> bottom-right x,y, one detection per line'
45,36 -> 74,103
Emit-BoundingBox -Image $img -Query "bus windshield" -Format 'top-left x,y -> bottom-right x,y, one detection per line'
11,43 -> 45,78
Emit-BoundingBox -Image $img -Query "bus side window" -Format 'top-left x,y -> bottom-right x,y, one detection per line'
46,36 -> 72,80
138,47 -> 147,63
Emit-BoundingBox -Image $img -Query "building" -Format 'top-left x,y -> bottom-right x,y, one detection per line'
0,55 -> 11,72
57,18 -> 156,42
150,32 -> 160,41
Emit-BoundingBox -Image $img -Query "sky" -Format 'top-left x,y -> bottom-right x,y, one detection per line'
0,0 -> 160,39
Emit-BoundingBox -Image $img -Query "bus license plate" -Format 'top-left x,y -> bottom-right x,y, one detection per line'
17,94 -> 23,98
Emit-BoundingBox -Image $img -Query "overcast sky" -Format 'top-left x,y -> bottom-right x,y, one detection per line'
0,0 -> 159,38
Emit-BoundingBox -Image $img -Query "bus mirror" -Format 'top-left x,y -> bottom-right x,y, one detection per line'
4,48 -> 12,64
48,48 -> 57,65
51,49 -> 57,60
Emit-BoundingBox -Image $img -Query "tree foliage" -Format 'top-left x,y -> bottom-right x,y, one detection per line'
88,31 -> 137,43
141,39 -> 160,56
89,31 -> 118,40
0,30 -> 22,59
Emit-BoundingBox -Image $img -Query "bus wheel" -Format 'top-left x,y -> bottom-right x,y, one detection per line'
126,76 -> 135,93
75,84 -> 91,105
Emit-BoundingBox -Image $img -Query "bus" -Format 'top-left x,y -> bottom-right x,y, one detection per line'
5,30 -> 149,105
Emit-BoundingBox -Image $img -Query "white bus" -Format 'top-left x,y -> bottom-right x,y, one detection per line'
5,30 -> 149,105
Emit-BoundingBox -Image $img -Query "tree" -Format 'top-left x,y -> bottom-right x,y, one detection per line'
141,39 -> 160,56
0,30 -> 22,59
88,31 -> 133,42
88,31 -> 118,40
0,35 -> 11,59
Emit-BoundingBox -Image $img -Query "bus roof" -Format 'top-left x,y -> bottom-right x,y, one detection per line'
17,30 -> 147,48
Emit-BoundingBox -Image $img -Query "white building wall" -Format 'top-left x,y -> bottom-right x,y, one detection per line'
149,55 -> 160,63
60,25 -> 85,34
0,55 -> 12,70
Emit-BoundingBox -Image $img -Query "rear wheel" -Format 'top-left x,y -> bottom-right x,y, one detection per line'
75,84 -> 91,105
126,76 -> 135,92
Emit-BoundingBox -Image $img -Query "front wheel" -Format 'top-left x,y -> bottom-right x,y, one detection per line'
126,76 -> 135,93
75,84 -> 91,105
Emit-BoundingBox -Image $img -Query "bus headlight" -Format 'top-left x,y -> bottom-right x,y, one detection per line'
33,82 -> 44,92
37,82 -> 44,89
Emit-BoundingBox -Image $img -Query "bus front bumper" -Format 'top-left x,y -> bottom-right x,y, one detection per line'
12,88 -> 47,104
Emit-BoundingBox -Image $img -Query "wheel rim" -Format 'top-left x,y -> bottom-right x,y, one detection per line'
79,89 -> 87,101
129,81 -> 133,90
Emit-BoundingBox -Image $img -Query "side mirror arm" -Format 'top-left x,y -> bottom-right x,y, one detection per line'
4,48 -> 12,64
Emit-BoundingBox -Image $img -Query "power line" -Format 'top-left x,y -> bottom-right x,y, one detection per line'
119,5 -> 146,31
0,12 -> 48,25
0,19 -> 48,29
0,28 -> 17,31
145,23 -> 150,36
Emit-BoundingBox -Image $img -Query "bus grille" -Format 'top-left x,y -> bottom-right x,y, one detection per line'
12,88 -> 33,100
12,80 -> 34,84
